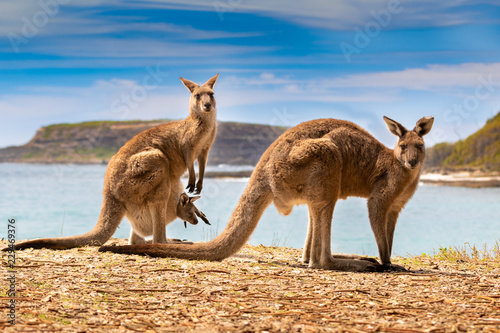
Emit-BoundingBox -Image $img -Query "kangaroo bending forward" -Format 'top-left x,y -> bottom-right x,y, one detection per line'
99,116 -> 434,272
10,74 -> 219,250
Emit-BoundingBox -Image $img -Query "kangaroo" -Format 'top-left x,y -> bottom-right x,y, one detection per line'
10,74 -> 219,250
99,116 -> 433,272
176,193 -> 210,231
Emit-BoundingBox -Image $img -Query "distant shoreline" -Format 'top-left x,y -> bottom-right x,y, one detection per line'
208,170 -> 500,187
420,172 -> 500,188
208,170 -> 500,186
204,170 -> 253,178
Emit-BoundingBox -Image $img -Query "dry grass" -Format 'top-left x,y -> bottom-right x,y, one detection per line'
433,242 -> 500,263
2,239 -> 500,332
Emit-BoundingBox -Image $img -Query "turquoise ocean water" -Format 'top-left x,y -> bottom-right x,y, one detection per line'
1,163 -> 499,257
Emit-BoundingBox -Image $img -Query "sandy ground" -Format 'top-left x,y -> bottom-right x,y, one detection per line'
2,239 -> 500,332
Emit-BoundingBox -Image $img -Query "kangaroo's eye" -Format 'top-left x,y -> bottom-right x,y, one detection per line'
194,94 -> 200,100
400,144 -> 407,151
208,92 -> 214,98
416,143 -> 424,149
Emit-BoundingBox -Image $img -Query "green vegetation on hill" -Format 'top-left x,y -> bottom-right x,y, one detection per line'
41,120 -> 168,138
425,142 -> 455,168
425,112 -> 500,171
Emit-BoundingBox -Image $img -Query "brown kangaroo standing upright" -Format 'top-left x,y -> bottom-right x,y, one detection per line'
99,115 -> 434,272
11,74 -> 219,250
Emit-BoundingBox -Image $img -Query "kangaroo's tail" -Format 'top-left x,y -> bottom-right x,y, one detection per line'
5,196 -> 124,251
99,172 -> 273,260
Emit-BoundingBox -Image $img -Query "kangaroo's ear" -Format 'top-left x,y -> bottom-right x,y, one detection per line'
202,73 -> 219,89
180,77 -> 199,93
195,208 -> 210,225
383,116 -> 407,138
414,116 -> 434,137
179,192 -> 190,206
189,196 -> 200,203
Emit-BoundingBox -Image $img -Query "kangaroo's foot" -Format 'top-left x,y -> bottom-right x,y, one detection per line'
186,181 -> 196,194
332,253 -> 380,264
381,263 -> 407,272
360,257 -> 381,264
194,180 -> 203,195
309,257 -> 384,272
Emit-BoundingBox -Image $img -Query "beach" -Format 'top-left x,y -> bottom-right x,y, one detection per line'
420,172 -> 500,188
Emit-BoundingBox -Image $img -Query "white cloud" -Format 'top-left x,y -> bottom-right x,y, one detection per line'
321,62 -> 500,91
0,94 -> 78,120
120,0 -> 500,30
0,2 -> 265,56
220,63 -> 500,105
216,72 -> 400,108
0,6 -> 259,40
0,78 -> 190,124
2,0 -> 498,41
38,16 -> 261,40
2,33 -> 274,59
0,1 -> 40,34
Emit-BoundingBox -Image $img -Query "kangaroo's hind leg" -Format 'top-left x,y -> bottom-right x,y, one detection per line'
306,201 -> 383,272
288,138 -> 337,265
302,206 -> 314,264
303,206 -> 377,265
150,203 -> 168,244
129,229 -> 147,245
306,202 -> 335,269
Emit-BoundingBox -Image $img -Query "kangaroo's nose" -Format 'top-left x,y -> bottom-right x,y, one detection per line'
409,159 -> 418,167
204,102 -> 211,109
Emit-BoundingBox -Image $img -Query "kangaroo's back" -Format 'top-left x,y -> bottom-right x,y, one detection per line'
265,118 -> 382,160
263,118 -> 387,199
108,121 -> 188,181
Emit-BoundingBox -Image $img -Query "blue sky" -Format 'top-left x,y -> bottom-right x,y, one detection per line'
1,0 -> 500,148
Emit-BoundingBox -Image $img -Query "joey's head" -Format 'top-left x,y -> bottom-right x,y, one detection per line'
384,116 -> 434,170
180,74 -> 219,118
176,193 -> 211,228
